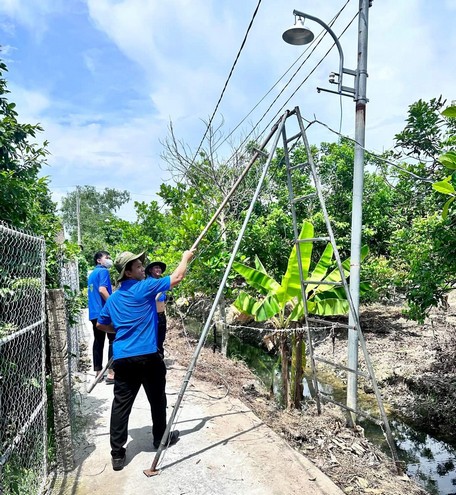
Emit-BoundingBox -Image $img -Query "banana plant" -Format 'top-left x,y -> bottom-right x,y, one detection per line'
232,220 -> 369,408
233,221 -> 368,323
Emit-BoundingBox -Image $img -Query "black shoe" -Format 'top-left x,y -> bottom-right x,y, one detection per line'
111,454 -> 126,471
154,430 -> 180,449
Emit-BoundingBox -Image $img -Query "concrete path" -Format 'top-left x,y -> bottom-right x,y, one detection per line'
50,317 -> 344,495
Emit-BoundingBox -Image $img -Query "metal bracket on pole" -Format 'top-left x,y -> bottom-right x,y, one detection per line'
292,9 -> 357,99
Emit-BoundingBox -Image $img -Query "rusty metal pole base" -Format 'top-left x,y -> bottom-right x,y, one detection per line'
143,468 -> 160,477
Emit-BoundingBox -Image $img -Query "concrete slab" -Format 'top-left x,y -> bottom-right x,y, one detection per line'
49,316 -> 344,495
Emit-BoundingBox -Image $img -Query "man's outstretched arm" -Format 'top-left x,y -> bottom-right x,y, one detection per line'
170,250 -> 194,288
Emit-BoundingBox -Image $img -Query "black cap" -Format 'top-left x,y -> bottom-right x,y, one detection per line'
145,261 -> 167,276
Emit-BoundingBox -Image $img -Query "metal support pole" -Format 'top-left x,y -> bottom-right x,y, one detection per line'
347,0 -> 370,418
143,111 -> 289,477
87,121 -> 282,395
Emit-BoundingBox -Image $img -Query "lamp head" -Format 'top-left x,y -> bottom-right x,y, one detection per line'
282,16 -> 314,45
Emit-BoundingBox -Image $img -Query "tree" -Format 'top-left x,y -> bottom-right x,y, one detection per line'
0,59 -> 66,287
432,105 -> 456,218
0,60 -> 58,236
60,185 -> 130,261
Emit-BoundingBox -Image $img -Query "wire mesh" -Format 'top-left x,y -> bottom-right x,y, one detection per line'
0,223 -> 47,495
59,259 -> 82,386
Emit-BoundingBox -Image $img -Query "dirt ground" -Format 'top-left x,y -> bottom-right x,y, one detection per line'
165,297 -> 456,495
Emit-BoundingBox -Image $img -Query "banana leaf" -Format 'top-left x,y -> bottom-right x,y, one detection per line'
312,298 -> 349,316
278,221 -> 314,302
232,261 -> 281,296
304,243 -> 334,294
233,291 -> 258,315
254,255 -> 268,274
312,245 -> 369,295
251,294 -> 281,321
233,291 -> 281,322
289,296 -> 349,319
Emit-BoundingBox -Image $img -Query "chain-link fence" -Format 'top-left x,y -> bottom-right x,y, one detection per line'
0,223 -> 47,495
59,259 -> 83,391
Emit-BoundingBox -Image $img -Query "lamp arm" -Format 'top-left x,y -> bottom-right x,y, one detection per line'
293,9 -> 344,94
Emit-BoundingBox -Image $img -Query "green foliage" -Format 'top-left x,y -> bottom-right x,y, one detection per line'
60,185 -> 130,264
431,105 -> 456,219
389,213 -> 456,322
361,256 -> 400,303
394,96 -> 448,161
0,59 -> 65,289
64,286 -> 87,326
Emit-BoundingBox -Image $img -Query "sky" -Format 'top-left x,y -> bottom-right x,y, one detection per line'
1,0 -> 455,221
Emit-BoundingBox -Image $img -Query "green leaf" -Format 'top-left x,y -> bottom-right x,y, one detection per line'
232,261 -> 281,294
313,298 -> 349,316
254,255 -> 268,274
442,196 -> 455,219
251,294 -> 281,321
442,106 -> 456,118
233,291 -> 258,315
432,178 -> 455,195
438,151 -> 456,170
289,299 -> 313,321
308,243 -> 334,284
279,221 -> 314,300
315,245 -> 369,294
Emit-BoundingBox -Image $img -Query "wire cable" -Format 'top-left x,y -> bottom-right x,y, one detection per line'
190,0 -> 264,166
222,9 -> 359,170
212,0 -> 353,157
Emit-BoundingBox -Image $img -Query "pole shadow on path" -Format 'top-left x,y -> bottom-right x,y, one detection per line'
126,409 -> 255,464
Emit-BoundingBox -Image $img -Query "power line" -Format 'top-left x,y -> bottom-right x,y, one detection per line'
222,7 -> 359,169
190,0 -> 264,166
212,0 -> 352,156
305,117 -> 435,183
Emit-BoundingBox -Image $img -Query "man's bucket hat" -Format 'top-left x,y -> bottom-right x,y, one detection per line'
115,251 -> 145,281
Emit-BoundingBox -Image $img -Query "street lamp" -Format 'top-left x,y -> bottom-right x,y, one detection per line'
282,11 -> 357,98
283,3 -> 370,418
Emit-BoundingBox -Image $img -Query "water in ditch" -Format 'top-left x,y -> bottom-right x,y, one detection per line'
183,320 -> 456,494
227,335 -> 456,495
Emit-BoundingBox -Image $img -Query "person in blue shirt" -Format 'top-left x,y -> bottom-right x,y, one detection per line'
145,260 -> 168,357
87,250 -> 115,383
97,248 -> 194,471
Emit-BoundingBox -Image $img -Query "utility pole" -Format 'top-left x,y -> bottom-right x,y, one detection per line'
347,0 -> 370,416
75,186 -> 81,246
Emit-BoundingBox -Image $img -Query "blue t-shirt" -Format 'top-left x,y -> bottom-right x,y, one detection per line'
88,265 -> 112,320
156,291 -> 167,303
98,275 -> 171,360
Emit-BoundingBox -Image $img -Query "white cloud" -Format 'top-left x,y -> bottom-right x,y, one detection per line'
2,0 -> 455,221
0,0 -> 66,36
9,84 -> 51,119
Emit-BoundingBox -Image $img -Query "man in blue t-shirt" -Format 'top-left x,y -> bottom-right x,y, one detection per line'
97,248 -> 194,471
87,250 -> 115,383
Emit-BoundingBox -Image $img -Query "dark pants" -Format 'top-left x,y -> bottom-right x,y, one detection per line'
110,353 -> 167,458
157,312 -> 167,355
91,319 -> 115,371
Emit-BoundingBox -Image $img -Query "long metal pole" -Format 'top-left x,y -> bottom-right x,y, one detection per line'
190,122 -> 282,252
144,111 -> 289,477
87,119 -> 283,394
347,0 -> 370,417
